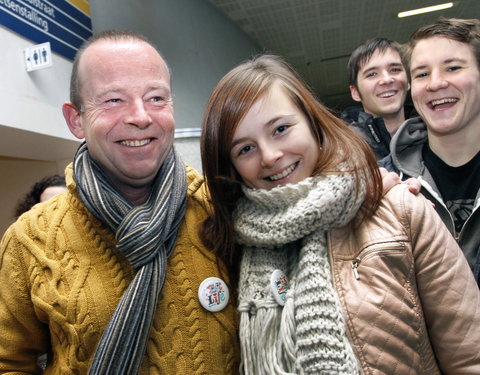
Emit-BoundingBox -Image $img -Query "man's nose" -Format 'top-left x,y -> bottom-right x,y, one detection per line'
426,71 -> 448,92
125,99 -> 152,128
379,71 -> 394,85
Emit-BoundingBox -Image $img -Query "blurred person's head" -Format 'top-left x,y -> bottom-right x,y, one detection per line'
14,174 -> 67,218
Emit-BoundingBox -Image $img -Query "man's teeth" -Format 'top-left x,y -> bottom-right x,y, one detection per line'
431,98 -> 458,107
269,164 -> 296,181
120,139 -> 151,147
378,92 -> 395,98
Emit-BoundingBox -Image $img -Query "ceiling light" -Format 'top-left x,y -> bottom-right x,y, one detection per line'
397,2 -> 454,18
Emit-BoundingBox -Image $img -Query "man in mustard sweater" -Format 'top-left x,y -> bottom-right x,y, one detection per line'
0,30 -> 238,374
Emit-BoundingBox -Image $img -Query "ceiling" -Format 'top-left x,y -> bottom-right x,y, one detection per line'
208,0 -> 480,111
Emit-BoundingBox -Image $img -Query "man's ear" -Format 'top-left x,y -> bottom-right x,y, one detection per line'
62,102 -> 85,139
349,85 -> 362,103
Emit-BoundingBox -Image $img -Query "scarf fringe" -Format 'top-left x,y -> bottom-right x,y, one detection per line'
240,295 -> 297,375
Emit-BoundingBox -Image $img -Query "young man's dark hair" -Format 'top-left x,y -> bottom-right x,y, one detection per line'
347,38 -> 403,88
402,17 -> 480,78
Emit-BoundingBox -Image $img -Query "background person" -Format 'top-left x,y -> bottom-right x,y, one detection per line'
201,54 -> 480,374
342,38 -> 413,159
14,174 -> 67,218
381,18 -> 480,285
0,30 -> 238,374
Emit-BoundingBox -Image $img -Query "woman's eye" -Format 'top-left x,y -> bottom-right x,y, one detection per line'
275,125 -> 289,134
366,72 -> 377,78
107,98 -> 121,103
239,145 -> 253,155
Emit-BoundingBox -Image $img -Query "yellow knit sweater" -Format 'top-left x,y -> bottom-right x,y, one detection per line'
0,165 -> 239,374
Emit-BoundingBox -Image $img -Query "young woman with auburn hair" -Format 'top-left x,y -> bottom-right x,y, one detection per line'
200,54 -> 480,374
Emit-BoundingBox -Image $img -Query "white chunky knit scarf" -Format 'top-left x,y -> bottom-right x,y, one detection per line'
235,171 -> 365,375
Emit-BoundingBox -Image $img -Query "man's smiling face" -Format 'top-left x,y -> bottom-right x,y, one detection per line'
350,48 -> 408,121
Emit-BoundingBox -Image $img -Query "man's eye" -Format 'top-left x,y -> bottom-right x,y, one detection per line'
150,96 -> 165,102
107,98 -> 121,103
414,72 -> 428,79
366,72 -> 376,78
447,66 -> 461,72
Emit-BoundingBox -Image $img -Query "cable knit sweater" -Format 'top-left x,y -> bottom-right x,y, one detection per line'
0,165 -> 239,374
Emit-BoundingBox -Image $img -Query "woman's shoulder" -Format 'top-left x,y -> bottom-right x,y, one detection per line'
333,185 -> 428,246
379,183 -> 431,222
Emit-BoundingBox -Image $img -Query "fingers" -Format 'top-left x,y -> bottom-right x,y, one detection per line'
403,178 -> 421,195
380,168 -> 401,195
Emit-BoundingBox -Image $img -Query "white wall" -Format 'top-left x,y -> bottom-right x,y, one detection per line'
0,1 -> 259,236
89,0 -> 260,129
0,25 -> 79,143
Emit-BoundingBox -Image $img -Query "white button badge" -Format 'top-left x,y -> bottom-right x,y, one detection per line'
270,269 -> 289,306
198,277 -> 230,312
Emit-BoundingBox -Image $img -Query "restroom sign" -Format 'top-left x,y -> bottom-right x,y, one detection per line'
24,41 -> 52,71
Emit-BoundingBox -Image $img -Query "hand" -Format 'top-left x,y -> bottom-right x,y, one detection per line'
380,167 -> 421,195
403,177 -> 421,195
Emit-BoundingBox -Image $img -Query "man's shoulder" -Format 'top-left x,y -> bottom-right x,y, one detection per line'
185,165 -> 211,211
341,106 -> 364,124
1,190 -> 84,253
378,154 -> 398,173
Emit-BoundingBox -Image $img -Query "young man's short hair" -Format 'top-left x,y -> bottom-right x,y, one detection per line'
402,17 -> 480,78
347,38 -> 403,87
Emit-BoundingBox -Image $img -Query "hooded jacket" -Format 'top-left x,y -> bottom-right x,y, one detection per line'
380,117 -> 480,286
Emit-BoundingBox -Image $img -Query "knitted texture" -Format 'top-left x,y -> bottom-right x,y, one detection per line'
235,171 -> 364,375
73,142 -> 187,374
0,165 -> 239,374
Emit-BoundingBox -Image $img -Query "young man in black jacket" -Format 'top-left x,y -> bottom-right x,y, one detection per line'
342,38 -> 412,159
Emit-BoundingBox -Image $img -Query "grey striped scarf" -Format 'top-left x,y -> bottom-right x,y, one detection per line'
73,142 -> 187,374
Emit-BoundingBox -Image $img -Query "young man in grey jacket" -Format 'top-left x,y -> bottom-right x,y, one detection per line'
381,18 -> 480,286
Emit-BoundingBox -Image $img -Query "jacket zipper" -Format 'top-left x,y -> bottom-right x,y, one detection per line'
351,243 -> 406,280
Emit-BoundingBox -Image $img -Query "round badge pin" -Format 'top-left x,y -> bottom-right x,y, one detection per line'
270,269 -> 289,306
198,277 -> 230,312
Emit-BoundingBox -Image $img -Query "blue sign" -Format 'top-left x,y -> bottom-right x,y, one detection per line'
0,0 -> 92,60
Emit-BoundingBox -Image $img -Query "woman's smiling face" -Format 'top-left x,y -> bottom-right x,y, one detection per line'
230,82 -> 320,190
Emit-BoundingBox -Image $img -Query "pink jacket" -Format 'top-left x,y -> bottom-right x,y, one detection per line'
329,184 -> 480,375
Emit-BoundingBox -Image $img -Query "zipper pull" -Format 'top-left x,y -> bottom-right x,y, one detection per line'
351,258 -> 360,280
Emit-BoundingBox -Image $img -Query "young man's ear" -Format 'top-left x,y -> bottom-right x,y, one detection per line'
349,85 -> 362,103
62,102 -> 85,139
